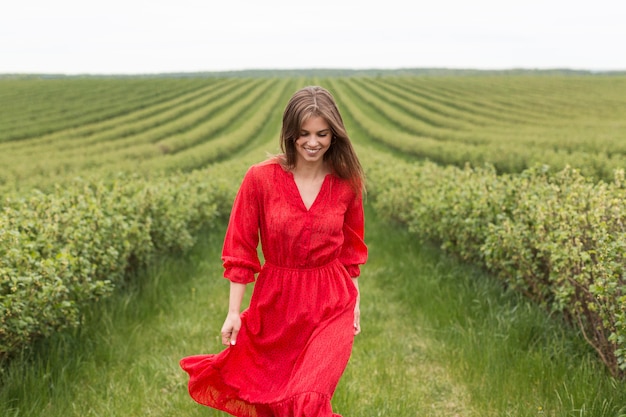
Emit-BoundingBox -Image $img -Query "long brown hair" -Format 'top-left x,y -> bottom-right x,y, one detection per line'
279,86 -> 365,193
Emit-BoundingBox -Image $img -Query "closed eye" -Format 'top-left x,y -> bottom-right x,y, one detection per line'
299,130 -> 330,137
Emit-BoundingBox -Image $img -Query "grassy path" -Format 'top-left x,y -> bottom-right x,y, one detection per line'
2,205 -> 625,416
1,205 -> 470,416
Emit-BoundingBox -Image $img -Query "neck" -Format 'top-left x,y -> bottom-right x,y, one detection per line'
293,160 -> 329,179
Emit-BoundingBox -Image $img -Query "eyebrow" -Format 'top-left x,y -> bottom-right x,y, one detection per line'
300,128 -> 331,134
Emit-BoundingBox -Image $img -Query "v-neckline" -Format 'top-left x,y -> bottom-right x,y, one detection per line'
288,171 -> 330,212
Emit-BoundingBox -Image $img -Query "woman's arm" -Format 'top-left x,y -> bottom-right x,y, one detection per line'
352,277 -> 361,335
220,282 -> 247,346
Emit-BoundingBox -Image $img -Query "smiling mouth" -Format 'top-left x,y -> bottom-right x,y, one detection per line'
304,147 -> 321,154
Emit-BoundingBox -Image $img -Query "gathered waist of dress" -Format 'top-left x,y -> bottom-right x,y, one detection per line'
262,258 -> 342,272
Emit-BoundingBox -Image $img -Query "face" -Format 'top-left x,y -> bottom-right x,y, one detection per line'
294,115 -> 332,167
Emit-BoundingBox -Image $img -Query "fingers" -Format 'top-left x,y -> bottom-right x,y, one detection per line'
230,327 -> 239,345
353,305 -> 361,335
221,328 -> 239,346
220,314 -> 241,346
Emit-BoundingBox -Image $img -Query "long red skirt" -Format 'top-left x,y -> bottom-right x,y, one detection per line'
180,259 -> 357,416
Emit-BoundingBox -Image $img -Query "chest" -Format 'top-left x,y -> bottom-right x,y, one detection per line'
293,176 -> 326,210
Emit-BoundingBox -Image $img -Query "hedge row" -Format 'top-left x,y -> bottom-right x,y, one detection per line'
0,168 -> 238,361
365,154 -> 626,378
332,77 -> 626,183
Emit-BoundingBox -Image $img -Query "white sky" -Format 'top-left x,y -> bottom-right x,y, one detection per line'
1,0 -> 625,74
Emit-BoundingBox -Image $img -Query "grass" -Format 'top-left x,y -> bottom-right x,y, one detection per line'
363,205 -> 626,417
1,206 -> 625,416
0,224 -> 230,417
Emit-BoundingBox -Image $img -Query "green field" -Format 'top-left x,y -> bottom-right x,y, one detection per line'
1,73 -> 625,416
2,75 -> 626,192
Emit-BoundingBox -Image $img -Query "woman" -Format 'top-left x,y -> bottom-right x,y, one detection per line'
180,86 -> 368,416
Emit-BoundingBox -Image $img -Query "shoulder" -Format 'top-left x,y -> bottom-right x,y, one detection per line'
253,155 -> 282,169
244,156 -> 286,183
329,173 -> 362,201
250,155 -> 287,174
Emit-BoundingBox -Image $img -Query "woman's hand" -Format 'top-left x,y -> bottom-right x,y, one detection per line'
352,277 -> 361,335
220,312 -> 241,346
221,282 -> 246,346
353,302 -> 361,335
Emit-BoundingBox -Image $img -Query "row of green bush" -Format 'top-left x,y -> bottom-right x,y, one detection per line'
4,141 -> 625,380
0,168 -> 238,362
331,77 -> 626,183
0,78 -> 211,142
364,153 -> 626,378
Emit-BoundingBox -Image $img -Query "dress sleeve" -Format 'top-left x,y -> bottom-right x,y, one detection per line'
339,189 -> 368,277
221,166 -> 262,284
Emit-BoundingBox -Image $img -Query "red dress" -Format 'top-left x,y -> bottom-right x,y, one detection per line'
180,158 -> 367,416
